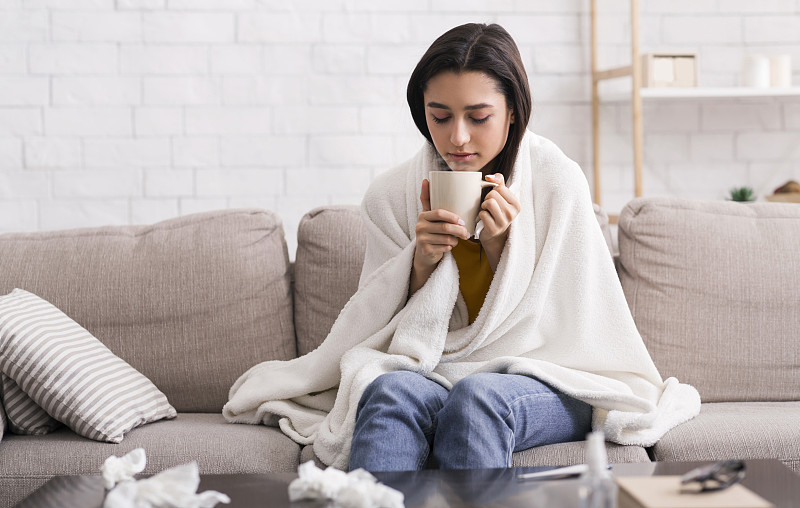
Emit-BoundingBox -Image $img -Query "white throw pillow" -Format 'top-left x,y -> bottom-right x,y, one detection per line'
0,373 -> 61,435
0,289 -> 177,443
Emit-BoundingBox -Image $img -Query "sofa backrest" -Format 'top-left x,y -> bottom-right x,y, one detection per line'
293,206 -> 367,356
0,209 -> 295,413
618,197 -> 800,402
292,203 -> 614,356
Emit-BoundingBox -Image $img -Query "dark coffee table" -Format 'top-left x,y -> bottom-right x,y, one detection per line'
16,459 -> 800,508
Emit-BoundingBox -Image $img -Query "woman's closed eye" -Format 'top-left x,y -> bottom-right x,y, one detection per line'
430,115 -> 491,125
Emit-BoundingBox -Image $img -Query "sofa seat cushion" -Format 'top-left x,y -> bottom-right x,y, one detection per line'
0,209 -> 296,413
618,198 -> 800,402
0,413 -> 300,507
511,441 -> 650,467
299,441 -> 649,470
652,402 -> 800,473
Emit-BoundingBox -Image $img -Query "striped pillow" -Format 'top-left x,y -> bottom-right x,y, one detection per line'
0,289 -> 177,443
1,373 -> 61,435
0,394 -> 6,439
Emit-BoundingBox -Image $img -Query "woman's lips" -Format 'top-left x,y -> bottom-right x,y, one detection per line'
448,152 -> 477,162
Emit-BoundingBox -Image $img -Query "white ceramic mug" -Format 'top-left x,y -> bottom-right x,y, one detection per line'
770,54 -> 792,87
742,54 -> 770,88
428,171 -> 498,237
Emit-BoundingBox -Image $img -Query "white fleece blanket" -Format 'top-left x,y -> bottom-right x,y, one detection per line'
223,131 -> 700,469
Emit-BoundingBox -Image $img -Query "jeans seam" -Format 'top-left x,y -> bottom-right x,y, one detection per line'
505,425 -> 515,466
503,391 -> 562,457
503,391 -> 561,425
415,448 -> 430,469
420,407 -> 440,435
416,410 -> 440,469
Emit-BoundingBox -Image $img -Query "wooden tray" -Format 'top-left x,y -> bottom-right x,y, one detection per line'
765,192 -> 800,203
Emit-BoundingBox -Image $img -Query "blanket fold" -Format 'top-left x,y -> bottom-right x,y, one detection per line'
223,131 -> 700,469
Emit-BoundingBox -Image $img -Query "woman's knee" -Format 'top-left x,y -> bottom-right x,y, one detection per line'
445,373 -> 510,415
443,373 -> 562,422
358,371 -> 446,412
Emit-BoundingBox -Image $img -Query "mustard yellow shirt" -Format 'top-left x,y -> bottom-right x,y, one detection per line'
450,239 -> 494,324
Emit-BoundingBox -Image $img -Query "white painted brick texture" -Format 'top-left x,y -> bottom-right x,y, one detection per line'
51,12 -> 142,42
130,198 -> 179,225
0,139 -> 22,168
53,77 -> 141,106
144,169 -> 193,198
24,138 -> 83,169
0,78 -> 49,106
30,44 -> 118,74
0,0 -> 797,252
39,200 -> 129,231
142,12 -> 235,43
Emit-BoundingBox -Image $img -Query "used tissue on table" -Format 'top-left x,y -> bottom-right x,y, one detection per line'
102,448 -> 147,489
101,449 -> 230,508
289,461 -> 404,508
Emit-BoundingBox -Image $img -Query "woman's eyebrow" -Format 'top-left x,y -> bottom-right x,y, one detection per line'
426,102 -> 494,110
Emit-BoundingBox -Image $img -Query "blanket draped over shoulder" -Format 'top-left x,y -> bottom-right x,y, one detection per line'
223,131 -> 701,470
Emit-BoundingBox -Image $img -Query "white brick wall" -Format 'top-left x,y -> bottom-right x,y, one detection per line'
0,0 -> 799,258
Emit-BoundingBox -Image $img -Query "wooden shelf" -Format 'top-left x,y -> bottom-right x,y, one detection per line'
591,0 -> 645,206
590,0 -> 799,209
600,86 -> 800,102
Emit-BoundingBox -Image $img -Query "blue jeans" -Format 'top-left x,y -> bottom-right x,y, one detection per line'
349,371 -> 593,472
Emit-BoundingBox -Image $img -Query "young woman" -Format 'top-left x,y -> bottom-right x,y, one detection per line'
348,24 -> 594,471
224,23 -> 700,472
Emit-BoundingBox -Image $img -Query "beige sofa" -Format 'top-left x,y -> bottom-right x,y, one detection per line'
0,197 -> 798,506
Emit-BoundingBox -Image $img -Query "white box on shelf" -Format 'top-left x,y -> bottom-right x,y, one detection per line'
641,52 -> 697,88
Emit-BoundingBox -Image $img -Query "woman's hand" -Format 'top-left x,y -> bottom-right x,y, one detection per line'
478,173 -> 520,271
409,178 -> 470,296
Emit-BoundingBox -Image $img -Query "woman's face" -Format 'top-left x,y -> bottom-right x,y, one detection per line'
423,71 -> 515,174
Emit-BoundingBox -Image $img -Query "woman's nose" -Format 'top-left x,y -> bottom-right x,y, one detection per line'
450,120 -> 469,147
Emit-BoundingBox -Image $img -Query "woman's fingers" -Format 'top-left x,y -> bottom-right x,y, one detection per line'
416,211 -> 469,240
479,173 -> 520,238
414,205 -> 469,269
420,179 -> 431,212
484,173 -> 521,209
482,194 -> 516,224
485,172 -> 505,186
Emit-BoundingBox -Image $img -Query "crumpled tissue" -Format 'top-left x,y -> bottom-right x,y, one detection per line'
101,448 -> 230,508
102,448 -> 147,490
288,461 -> 404,508
474,218 -> 485,240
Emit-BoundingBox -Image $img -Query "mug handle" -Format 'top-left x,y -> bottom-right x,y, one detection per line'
480,181 -> 499,188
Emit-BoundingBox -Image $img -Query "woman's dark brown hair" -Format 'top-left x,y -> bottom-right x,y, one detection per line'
407,23 -> 532,181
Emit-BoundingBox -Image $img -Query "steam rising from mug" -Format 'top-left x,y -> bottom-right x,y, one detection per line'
428,171 -> 497,237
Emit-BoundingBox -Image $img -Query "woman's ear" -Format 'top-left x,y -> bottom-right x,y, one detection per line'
509,109 -> 515,124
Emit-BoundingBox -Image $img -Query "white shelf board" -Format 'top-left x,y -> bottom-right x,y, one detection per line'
600,86 -> 800,102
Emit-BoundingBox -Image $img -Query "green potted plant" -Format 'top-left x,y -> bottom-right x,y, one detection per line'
728,186 -> 755,202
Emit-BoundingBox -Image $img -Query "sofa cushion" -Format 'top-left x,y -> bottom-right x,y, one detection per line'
293,206 -> 367,356
293,204 -> 614,355
0,209 -> 296,413
0,288 -> 177,442
299,441 -> 649,470
0,413 -> 301,507
618,198 -> 800,402
510,441 -> 650,467
652,402 -> 800,474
